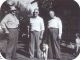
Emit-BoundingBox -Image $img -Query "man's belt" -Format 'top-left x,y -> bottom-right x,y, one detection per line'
49,27 -> 59,29
8,27 -> 18,29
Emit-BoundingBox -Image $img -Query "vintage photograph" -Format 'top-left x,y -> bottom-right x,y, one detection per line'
0,0 -> 80,60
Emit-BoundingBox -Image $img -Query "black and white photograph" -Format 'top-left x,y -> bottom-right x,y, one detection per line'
0,0 -> 80,60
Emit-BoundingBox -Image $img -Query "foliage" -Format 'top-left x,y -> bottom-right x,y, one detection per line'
37,0 -> 54,10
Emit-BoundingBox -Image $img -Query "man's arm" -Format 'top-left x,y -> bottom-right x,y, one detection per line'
58,18 -> 62,39
40,30 -> 44,40
40,18 -> 45,40
1,15 -> 9,34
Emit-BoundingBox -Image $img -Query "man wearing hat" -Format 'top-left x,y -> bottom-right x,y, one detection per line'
1,6 -> 19,60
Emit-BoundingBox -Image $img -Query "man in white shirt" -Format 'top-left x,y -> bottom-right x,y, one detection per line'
29,9 -> 45,59
1,6 -> 19,60
48,10 -> 62,60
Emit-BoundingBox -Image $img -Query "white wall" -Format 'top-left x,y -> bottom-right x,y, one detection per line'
74,0 -> 80,7
0,0 -> 6,8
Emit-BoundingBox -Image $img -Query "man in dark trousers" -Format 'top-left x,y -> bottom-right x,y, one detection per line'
47,10 -> 62,60
1,6 -> 19,60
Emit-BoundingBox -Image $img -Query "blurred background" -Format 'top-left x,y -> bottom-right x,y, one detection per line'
0,0 -> 80,60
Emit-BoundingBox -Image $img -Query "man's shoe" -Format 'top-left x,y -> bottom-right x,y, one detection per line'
30,56 -> 34,59
7,58 -> 11,60
57,58 -> 61,60
12,57 -> 18,59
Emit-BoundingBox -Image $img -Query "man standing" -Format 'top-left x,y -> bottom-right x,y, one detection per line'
1,6 -> 19,60
29,9 -> 45,59
48,10 -> 62,60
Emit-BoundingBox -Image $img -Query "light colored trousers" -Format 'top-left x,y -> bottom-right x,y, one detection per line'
29,31 -> 41,58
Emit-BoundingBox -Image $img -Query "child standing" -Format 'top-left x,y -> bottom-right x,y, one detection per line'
75,33 -> 80,53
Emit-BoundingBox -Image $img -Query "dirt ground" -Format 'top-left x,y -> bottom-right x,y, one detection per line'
0,39 -> 76,60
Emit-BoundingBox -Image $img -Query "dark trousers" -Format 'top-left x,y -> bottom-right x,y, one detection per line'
29,31 -> 41,58
6,28 -> 19,59
48,28 -> 61,59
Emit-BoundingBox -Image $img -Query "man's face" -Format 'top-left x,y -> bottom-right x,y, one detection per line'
11,10 -> 16,15
49,11 -> 55,18
33,9 -> 39,17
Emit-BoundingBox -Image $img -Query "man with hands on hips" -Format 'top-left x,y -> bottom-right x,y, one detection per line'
1,6 -> 19,60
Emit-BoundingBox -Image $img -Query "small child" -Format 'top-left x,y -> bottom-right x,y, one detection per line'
40,40 -> 49,60
75,33 -> 80,53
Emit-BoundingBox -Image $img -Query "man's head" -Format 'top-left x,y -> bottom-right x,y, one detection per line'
33,9 -> 39,17
10,6 -> 16,15
49,10 -> 55,18
76,33 -> 80,38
